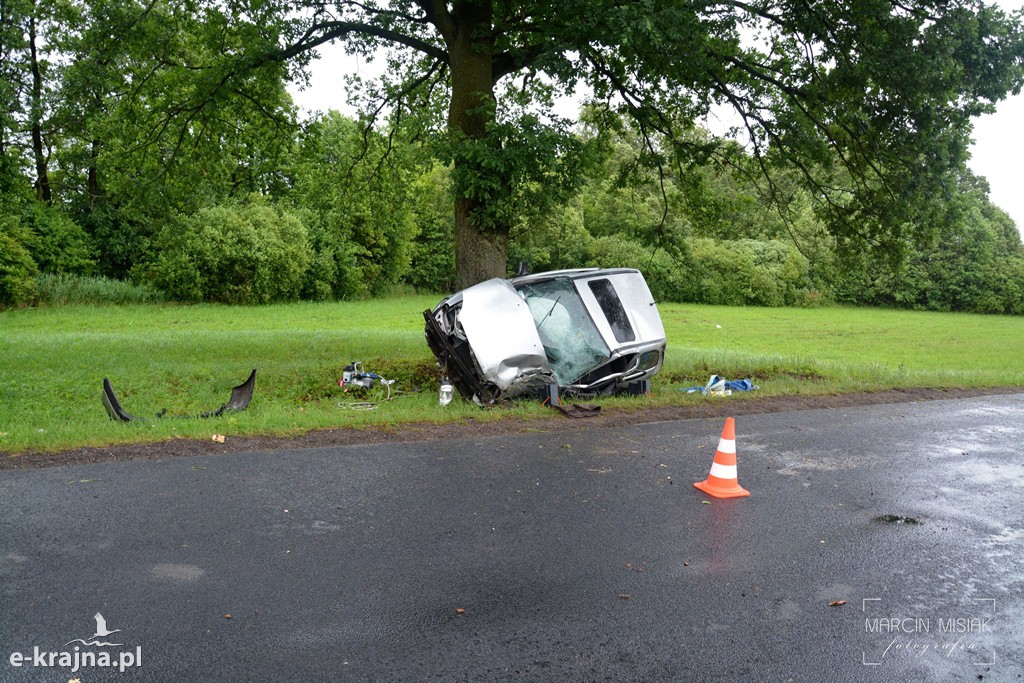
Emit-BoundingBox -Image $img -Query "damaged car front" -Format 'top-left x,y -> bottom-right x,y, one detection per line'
423,268 -> 666,404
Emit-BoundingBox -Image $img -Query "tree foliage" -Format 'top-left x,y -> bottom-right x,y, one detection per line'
832,171 -> 1024,313
0,215 -> 38,305
253,0 -> 1024,285
142,199 -> 310,304
0,0 -> 1022,314
23,202 -> 96,275
288,112 -> 420,298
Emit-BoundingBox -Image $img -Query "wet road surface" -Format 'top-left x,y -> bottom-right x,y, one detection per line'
2,394 -> 1022,681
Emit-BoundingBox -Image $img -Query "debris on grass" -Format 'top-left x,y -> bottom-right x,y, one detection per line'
103,369 -> 256,422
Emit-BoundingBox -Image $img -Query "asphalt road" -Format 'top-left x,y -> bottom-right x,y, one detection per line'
2,394 -> 1022,682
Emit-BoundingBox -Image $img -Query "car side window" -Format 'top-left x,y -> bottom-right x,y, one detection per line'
587,279 -> 635,343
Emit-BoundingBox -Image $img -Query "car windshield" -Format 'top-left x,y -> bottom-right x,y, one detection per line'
516,278 -> 610,385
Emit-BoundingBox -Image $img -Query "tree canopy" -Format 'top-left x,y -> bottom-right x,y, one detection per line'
2,0 -> 1024,306
256,0 -> 1024,286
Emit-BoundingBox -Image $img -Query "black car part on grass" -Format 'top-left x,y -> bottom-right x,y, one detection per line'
102,369 -> 257,422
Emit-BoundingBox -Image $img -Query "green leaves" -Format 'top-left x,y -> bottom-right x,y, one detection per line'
1,0 -> 1020,301
143,198 -> 310,304
288,111 -> 421,298
0,215 -> 39,306
443,103 -> 598,236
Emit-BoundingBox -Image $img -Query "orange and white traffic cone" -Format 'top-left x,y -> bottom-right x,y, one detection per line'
694,417 -> 750,498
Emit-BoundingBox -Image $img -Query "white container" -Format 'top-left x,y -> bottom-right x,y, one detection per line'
439,378 -> 454,406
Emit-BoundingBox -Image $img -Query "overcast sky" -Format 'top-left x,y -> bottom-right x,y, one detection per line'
288,2 -> 1024,235
967,88 -> 1024,233
972,0 -> 1024,235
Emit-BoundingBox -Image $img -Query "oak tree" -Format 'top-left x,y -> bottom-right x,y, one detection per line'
256,0 -> 1024,287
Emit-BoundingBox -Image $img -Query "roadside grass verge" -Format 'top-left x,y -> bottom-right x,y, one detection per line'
1,298 -> 1022,454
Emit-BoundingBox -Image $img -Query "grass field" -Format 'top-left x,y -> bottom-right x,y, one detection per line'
2,297 -> 1023,454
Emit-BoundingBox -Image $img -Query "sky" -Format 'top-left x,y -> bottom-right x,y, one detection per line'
967,93 -> 1024,233
287,2 -> 1024,235
970,0 -> 1024,235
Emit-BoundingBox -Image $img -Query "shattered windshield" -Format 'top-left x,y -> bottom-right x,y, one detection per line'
516,278 -> 610,385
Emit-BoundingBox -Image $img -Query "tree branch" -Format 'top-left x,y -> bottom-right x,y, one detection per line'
718,0 -> 794,32
417,0 -> 455,44
274,20 -> 448,65
492,41 -> 547,82
340,0 -> 429,26
352,57 -> 447,176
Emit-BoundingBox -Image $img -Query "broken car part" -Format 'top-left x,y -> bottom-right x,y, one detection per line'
338,361 -> 393,391
424,268 -> 666,404
102,369 -> 257,422
337,362 -> 398,409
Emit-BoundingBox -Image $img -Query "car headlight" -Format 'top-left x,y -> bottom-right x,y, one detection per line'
633,350 -> 661,373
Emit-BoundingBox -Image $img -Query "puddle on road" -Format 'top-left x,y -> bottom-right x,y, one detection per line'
956,404 -> 1024,419
988,526 -> 1024,543
874,514 -> 922,525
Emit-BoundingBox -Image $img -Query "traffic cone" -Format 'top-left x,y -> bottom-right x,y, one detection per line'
694,417 -> 750,498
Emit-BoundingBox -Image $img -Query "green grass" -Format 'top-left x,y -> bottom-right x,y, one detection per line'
1,298 -> 1022,455
657,305 -> 1024,390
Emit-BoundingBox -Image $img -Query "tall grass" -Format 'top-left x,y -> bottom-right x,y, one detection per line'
0,298 -> 1021,454
30,273 -> 165,306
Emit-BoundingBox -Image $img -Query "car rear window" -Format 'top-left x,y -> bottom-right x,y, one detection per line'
587,279 -> 635,343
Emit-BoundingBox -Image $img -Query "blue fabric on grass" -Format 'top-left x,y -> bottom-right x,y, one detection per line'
679,375 -> 758,394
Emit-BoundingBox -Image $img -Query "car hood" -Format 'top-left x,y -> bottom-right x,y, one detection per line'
457,278 -> 552,392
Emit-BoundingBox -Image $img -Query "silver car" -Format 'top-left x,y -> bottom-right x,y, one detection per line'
423,268 -> 666,404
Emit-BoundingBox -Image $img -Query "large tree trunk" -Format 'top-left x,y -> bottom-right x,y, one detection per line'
454,199 -> 508,287
445,2 -> 507,290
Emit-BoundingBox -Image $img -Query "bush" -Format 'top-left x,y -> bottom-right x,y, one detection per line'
0,215 -> 38,306
290,113 -> 420,298
830,194 -> 1024,315
24,204 -> 96,275
403,165 -> 455,293
301,225 -> 369,300
143,200 -> 311,304
78,202 -> 151,280
509,202 -> 593,276
688,238 -> 811,306
993,255 -> 1024,315
301,245 -> 341,302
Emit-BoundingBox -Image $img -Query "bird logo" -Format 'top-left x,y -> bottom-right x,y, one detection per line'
64,613 -> 123,647
92,613 -> 121,639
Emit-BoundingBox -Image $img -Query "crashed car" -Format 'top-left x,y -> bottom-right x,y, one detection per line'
423,268 -> 666,404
